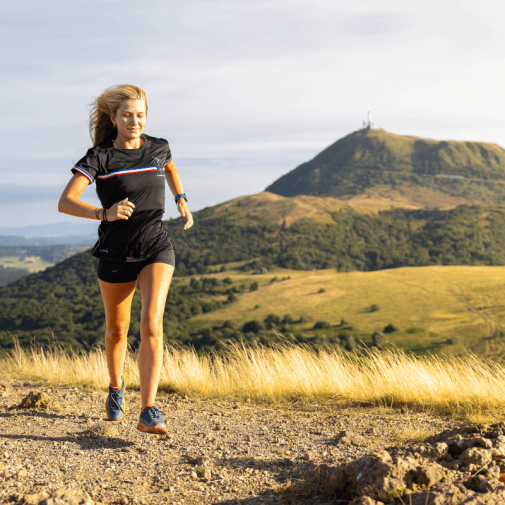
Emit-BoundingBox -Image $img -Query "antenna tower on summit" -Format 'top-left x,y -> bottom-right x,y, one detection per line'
361,107 -> 380,130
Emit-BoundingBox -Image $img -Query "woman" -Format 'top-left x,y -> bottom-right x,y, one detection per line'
58,84 -> 193,434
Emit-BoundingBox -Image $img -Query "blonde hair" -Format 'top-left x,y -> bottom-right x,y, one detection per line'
89,84 -> 148,146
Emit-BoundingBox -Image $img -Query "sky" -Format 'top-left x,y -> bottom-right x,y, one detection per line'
1,0 -> 504,230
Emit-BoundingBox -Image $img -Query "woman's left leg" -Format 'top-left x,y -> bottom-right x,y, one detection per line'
137,262 -> 174,408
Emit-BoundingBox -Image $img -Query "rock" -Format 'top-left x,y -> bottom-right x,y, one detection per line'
407,483 -> 470,505
350,497 -> 383,505
188,454 -> 214,468
302,452 -> 312,461
466,474 -> 498,493
213,423 -> 223,431
119,498 -> 128,505
40,489 -> 94,505
420,443 -> 449,459
336,430 -> 368,447
331,451 -> 446,501
461,447 -> 492,467
19,491 -> 51,504
85,422 -> 119,438
487,464 -> 501,480
190,471 -> 198,481
199,468 -> 211,481
0,382 -> 11,395
470,437 -> 493,449
12,392 -> 62,412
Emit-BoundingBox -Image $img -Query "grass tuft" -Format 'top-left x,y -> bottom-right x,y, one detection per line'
2,341 -> 505,419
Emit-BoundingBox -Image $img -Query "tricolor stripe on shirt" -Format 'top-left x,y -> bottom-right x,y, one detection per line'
97,166 -> 159,180
73,167 -> 94,183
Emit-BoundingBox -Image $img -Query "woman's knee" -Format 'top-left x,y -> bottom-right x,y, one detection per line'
140,319 -> 163,341
105,323 -> 130,343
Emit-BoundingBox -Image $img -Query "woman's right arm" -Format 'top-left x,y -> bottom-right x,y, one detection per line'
58,174 -> 135,221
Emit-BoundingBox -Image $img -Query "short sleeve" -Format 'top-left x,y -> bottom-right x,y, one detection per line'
162,139 -> 172,167
71,148 -> 99,184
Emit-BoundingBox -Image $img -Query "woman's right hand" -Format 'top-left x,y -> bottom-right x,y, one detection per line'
105,198 -> 135,221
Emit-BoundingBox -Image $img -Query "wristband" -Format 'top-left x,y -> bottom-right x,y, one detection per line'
175,193 -> 187,205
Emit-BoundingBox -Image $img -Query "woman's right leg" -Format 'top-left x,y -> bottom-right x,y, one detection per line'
98,279 -> 137,388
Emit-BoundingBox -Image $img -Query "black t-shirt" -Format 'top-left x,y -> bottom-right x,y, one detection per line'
72,134 -> 173,262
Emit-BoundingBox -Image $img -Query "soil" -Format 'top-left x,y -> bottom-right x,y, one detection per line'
0,381 -> 468,504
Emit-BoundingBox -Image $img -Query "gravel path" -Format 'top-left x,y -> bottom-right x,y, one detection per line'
0,381 -> 464,504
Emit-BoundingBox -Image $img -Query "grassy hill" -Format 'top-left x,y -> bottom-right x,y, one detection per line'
2,260 -> 505,358
266,129 -> 505,205
188,265 -> 505,358
167,201 -> 505,275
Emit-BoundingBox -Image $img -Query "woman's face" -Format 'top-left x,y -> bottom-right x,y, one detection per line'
112,99 -> 146,141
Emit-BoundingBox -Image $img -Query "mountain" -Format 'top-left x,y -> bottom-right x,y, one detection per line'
0,221 -> 98,238
266,129 -> 505,206
0,221 -> 97,246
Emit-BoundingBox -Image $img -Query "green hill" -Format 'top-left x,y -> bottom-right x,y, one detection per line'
4,130 -> 505,354
3,201 -> 505,351
167,200 -> 505,275
266,129 -> 505,205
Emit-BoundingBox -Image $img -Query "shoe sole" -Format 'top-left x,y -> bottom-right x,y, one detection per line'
105,373 -> 128,422
136,422 -> 168,435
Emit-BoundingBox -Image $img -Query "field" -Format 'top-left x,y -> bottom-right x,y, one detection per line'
0,255 -> 54,273
186,265 -> 505,358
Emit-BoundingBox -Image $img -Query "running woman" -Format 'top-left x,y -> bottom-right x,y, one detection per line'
58,84 -> 193,434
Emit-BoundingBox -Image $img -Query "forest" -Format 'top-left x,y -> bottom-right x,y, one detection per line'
168,205 -> 505,275
1,204 -> 505,351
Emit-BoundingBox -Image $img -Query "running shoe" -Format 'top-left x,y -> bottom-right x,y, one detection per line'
105,373 -> 127,422
137,405 -> 168,434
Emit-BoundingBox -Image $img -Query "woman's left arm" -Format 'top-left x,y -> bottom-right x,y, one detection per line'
164,160 -> 194,230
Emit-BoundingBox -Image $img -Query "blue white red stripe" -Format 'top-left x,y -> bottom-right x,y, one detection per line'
73,167 -> 94,183
97,166 -> 158,180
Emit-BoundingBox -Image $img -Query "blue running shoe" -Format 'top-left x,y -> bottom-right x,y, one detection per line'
137,405 -> 168,434
105,373 -> 127,422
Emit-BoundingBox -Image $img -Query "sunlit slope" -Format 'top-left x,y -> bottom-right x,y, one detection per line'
189,265 -> 505,356
266,129 -> 505,205
206,189 -> 471,227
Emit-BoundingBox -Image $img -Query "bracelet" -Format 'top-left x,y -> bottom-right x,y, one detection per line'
95,208 -> 100,220
175,193 -> 187,206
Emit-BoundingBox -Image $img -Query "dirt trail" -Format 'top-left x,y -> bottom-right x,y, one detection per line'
0,382 -> 461,505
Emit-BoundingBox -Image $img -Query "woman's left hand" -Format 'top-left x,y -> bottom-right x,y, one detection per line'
178,201 -> 194,230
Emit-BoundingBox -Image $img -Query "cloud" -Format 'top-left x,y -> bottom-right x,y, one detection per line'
1,0 -> 504,227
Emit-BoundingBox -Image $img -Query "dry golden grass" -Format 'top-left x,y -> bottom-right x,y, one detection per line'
2,342 -> 505,420
190,266 -> 505,358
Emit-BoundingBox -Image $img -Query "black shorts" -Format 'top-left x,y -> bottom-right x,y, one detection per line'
97,249 -> 175,284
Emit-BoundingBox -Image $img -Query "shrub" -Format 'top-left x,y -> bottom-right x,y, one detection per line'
264,314 -> 281,329
384,324 -> 398,333
369,304 -> 380,312
313,321 -> 330,329
242,320 -> 264,334
372,331 -> 386,345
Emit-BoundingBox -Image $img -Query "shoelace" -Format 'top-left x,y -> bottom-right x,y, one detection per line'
109,388 -> 124,412
143,405 -> 166,421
